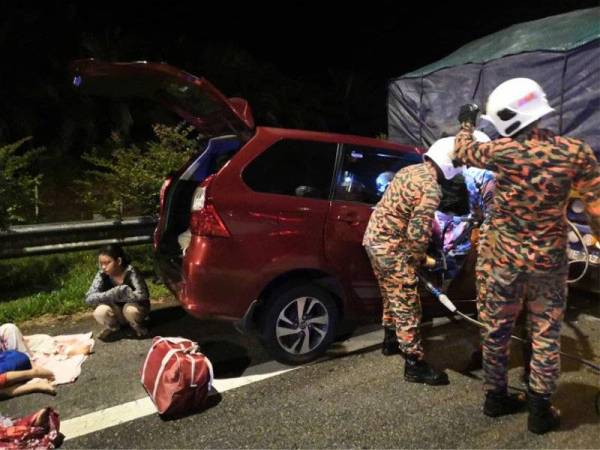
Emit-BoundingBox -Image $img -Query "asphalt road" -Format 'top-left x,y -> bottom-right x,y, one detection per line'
2,291 -> 599,448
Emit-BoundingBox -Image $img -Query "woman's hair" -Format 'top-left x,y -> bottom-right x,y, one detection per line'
98,244 -> 131,268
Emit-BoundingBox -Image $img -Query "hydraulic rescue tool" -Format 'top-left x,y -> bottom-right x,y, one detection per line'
418,267 -> 600,414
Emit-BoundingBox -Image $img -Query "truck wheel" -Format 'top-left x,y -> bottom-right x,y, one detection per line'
260,283 -> 338,365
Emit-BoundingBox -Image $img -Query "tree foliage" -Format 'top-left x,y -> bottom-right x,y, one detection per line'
0,138 -> 43,230
78,124 -> 200,218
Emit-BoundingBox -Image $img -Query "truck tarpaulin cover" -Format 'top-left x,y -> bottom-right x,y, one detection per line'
387,7 -> 600,158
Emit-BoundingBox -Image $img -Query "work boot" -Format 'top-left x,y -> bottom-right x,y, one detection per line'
483,389 -> 526,417
381,327 -> 401,356
404,356 -> 449,385
527,390 -> 560,434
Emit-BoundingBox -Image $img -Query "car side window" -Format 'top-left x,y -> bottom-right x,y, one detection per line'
333,146 -> 422,205
242,139 -> 337,199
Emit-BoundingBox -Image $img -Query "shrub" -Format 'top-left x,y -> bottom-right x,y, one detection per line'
0,137 -> 43,230
0,245 -> 172,324
78,124 -> 201,218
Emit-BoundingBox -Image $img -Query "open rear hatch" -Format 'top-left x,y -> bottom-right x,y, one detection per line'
70,59 -> 255,138
70,59 -> 254,291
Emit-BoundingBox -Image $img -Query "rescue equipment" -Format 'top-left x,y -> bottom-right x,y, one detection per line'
418,271 -> 600,373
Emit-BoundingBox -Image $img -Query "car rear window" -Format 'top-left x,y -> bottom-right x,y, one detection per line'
242,139 -> 337,199
179,135 -> 242,182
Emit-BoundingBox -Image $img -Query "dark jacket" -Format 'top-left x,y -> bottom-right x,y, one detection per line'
85,265 -> 150,309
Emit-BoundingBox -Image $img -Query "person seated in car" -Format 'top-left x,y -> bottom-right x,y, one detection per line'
85,244 -> 150,341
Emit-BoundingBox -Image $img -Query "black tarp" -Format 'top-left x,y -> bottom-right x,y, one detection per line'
387,7 -> 600,158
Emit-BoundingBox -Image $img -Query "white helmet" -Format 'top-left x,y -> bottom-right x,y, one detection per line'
425,131 -> 490,180
482,78 -> 554,137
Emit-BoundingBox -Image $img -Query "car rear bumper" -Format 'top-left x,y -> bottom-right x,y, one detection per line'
174,235 -> 258,321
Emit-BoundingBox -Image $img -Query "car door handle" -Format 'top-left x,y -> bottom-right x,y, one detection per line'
336,213 -> 361,226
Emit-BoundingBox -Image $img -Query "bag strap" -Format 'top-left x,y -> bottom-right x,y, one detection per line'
156,337 -> 193,347
188,354 -> 197,388
141,337 -> 194,381
204,355 -> 214,391
185,353 -> 214,390
151,348 -> 179,400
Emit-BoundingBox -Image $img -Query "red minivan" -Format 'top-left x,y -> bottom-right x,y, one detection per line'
71,60 -> 477,363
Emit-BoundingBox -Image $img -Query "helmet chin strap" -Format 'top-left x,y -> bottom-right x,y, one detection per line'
426,159 -> 445,182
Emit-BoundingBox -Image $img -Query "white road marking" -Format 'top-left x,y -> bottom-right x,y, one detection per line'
61,397 -> 157,441
61,329 -> 384,441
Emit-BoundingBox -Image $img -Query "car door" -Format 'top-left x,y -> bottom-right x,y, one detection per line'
324,145 -> 422,317
236,137 -> 338,281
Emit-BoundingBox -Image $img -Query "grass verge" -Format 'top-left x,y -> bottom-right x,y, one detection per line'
0,245 -> 173,324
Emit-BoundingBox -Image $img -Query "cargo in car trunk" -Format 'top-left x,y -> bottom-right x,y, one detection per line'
154,135 -> 243,289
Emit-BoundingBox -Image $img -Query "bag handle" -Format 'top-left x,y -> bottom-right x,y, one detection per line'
182,343 -> 199,354
141,337 -> 196,381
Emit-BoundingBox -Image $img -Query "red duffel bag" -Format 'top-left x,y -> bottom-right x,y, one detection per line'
140,337 -> 214,416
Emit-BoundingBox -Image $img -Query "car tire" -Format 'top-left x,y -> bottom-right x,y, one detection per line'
260,283 -> 339,365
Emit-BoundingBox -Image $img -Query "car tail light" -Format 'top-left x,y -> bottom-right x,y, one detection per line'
189,176 -> 230,238
191,186 -> 206,212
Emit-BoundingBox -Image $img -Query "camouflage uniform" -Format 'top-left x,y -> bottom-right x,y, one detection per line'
463,167 -> 495,302
363,161 -> 441,359
465,167 -> 532,367
455,123 -> 600,394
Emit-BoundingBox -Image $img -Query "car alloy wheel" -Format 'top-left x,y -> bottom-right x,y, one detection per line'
275,295 -> 330,355
261,283 -> 339,364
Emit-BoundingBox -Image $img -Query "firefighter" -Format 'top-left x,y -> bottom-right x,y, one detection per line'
454,78 -> 600,433
363,134 -> 485,385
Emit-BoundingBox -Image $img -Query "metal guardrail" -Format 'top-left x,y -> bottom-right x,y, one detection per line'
0,216 -> 158,259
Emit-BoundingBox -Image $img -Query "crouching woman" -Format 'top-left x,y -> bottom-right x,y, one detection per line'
85,244 -> 150,340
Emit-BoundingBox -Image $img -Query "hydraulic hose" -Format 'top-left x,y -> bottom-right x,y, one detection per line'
418,272 -> 600,373
567,219 -> 590,284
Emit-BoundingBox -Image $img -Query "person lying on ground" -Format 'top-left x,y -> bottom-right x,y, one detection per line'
0,365 -> 56,398
0,344 -> 56,398
0,322 -> 93,357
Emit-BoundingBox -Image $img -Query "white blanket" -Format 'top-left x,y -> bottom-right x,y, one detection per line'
25,333 -> 95,385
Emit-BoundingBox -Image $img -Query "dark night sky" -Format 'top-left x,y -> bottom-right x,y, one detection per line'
2,0 -> 598,141
64,0 -> 597,78
1,0 -> 596,221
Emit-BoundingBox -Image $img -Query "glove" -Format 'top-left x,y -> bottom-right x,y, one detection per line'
423,255 -> 437,269
458,104 -> 480,125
